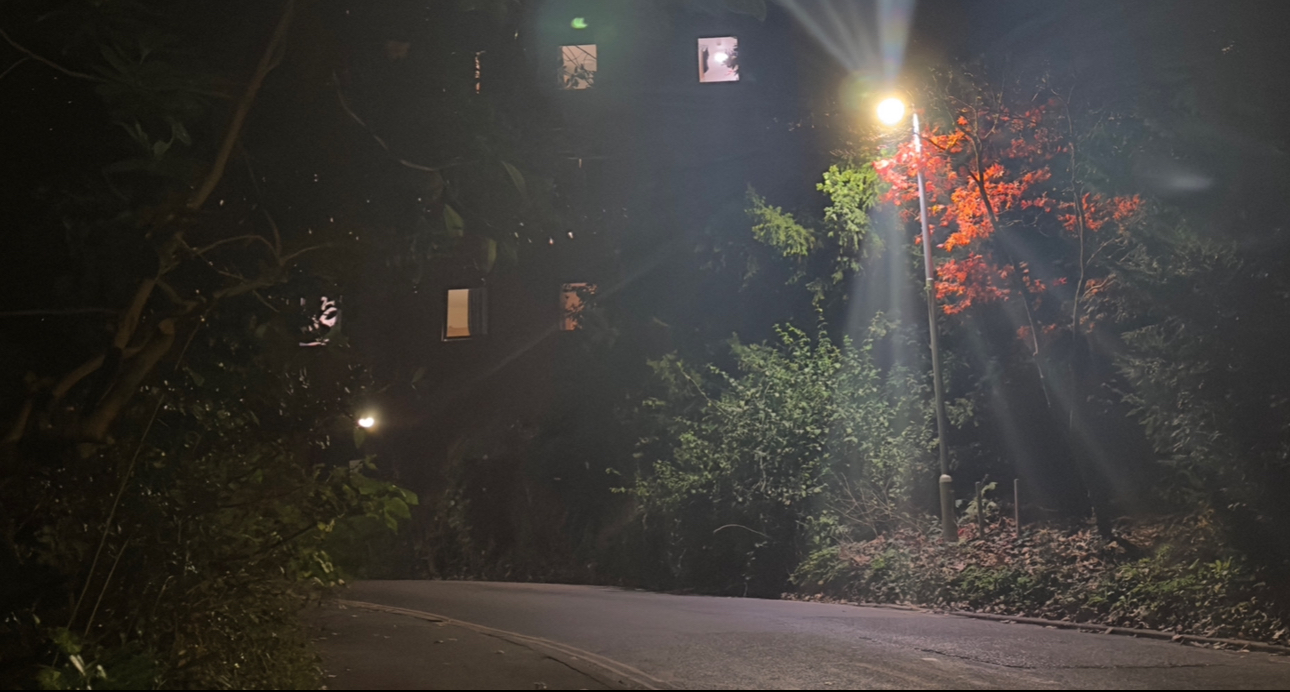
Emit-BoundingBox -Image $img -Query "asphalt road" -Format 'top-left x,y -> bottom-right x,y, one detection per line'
340,580 -> 1290,689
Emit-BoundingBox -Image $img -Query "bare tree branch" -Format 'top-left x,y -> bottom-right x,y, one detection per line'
0,27 -> 101,82
241,149 -> 283,255
187,0 -> 297,211
0,307 -> 115,318
112,279 -> 157,351
69,0 -> 299,442
0,56 -> 31,82
192,233 -> 278,257
712,524 -> 771,539
155,279 -> 201,313
81,320 -> 176,442
251,290 -> 280,313
69,397 -> 162,628
279,243 -> 330,265
2,398 -> 33,445
16,0 -> 300,448
334,75 -> 464,173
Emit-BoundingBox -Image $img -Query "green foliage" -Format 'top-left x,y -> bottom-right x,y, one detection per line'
1101,221 -> 1290,557
742,162 -> 879,304
2,318 -> 417,688
818,163 -> 881,267
747,188 -> 817,259
962,481 -> 999,524
0,4 -> 428,684
631,319 -> 942,595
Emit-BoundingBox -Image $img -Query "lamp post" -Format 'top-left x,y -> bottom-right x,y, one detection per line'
877,97 -> 957,543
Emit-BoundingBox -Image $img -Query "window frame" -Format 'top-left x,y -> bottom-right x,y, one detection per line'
443,286 -> 488,341
558,43 -> 598,90
696,35 -> 740,84
559,282 -> 595,332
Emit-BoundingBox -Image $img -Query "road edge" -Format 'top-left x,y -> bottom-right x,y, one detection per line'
793,595 -> 1290,656
333,598 -> 671,690
945,610 -> 1290,655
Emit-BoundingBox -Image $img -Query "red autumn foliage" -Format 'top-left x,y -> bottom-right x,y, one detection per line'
873,94 -> 1142,341
935,253 -> 1009,315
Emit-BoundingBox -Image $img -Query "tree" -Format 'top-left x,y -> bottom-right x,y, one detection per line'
0,0 -> 556,685
871,68 -> 1145,528
872,70 -> 1142,351
1106,220 -> 1290,561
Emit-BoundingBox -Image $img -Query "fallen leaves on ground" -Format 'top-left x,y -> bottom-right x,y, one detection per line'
794,512 -> 1290,646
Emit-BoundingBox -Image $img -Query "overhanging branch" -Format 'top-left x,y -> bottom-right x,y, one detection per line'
334,75 -> 464,173
0,27 -> 101,82
187,0 -> 297,211
0,307 -> 116,319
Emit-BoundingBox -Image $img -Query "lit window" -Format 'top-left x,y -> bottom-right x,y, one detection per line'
697,37 -> 739,83
560,283 -> 595,331
560,44 -> 597,89
445,287 -> 487,340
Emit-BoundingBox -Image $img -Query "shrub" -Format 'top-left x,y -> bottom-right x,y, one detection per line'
632,320 -> 942,595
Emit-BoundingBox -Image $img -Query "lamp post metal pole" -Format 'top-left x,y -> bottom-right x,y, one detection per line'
912,112 -> 957,543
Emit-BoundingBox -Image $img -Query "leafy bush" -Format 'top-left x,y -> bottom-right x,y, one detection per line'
631,319 -> 944,595
1,302 -> 416,689
1103,227 -> 1290,560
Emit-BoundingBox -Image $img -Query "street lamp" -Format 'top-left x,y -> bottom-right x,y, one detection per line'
356,415 -> 376,429
878,96 -> 957,544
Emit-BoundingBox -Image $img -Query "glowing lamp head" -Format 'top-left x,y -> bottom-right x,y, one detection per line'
571,17 -> 587,29
713,51 -> 729,64
357,416 -> 376,429
877,97 -> 907,126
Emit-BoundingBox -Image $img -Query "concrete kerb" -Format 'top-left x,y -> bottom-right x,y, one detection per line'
383,589 -> 1288,653
945,609 -> 1290,656
334,599 -> 671,690
800,595 -> 1290,656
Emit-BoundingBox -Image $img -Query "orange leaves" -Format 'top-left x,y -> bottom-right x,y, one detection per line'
873,115 -> 1056,257
873,94 -> 1143,344
1059,193 -> 1143,234
935,253 -> 1010,315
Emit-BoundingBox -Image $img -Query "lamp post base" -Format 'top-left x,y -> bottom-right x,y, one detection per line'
939,474 -> 957,543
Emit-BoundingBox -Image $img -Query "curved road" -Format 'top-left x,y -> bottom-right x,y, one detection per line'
339,580 -> 1289,689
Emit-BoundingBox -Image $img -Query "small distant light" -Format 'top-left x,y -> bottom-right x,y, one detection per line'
713,52 -> 729,64
571,17 -> 587,29
357,416 -> 375,429
877,97 -> 907,126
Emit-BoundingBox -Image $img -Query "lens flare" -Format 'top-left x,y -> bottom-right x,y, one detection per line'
877,97 -> 906,126
777,0 -> 914,79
